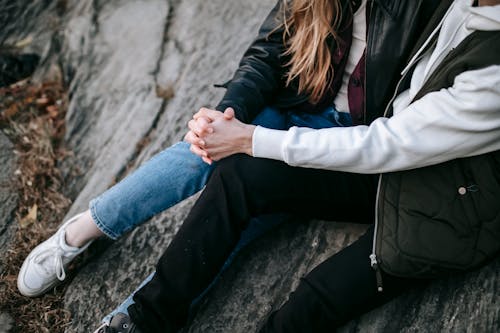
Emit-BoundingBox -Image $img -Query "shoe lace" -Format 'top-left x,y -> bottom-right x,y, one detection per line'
93,323 -> 112,333
33,242 -> 67,281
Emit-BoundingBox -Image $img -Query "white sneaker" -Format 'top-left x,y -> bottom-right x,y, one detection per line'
17,213 -> 92,297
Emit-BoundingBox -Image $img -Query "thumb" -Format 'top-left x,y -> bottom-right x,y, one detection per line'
223,107 -> 235,120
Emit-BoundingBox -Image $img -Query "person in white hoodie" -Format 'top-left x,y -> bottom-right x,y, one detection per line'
94,1 -> 500,332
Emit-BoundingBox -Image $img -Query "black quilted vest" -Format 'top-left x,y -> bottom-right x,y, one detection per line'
371,1 -> 500,284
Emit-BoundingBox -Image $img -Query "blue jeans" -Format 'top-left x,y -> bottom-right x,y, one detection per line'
98,106 -> 352,323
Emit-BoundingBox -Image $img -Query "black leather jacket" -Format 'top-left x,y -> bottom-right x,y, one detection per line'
216,0 -> 440,125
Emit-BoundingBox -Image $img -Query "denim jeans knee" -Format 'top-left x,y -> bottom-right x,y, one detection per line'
90,141 -> 214,239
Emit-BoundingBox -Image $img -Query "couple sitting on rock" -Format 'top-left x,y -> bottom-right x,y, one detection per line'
17,0 -> 500,332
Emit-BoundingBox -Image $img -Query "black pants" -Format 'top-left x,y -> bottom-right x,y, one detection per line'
129,155 -> 422,332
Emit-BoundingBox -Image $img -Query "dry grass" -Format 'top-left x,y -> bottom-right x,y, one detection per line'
0,79 -> 75,333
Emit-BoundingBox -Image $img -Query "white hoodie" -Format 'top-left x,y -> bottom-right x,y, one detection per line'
252,0 -> 500,174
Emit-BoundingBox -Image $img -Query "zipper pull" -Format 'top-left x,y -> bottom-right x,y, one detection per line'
369,253 -> 384,292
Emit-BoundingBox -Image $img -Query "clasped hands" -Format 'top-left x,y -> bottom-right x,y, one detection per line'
184,107 -> 256,164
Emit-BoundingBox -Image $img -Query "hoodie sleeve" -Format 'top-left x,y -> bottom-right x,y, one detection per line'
253,65 -> 500,174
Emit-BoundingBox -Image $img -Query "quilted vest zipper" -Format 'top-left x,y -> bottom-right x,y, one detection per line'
371,61 -> 414,292
370,176 -> 384,292
370,38 -> 437,293
369,9 -> 438,286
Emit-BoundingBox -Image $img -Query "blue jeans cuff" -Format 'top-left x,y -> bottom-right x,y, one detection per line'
90,198 -> 120,240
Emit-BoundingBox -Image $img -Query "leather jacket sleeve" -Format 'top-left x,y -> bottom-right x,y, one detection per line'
215,1 -> 286,123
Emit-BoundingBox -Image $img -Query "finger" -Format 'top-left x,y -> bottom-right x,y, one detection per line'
194,107 -> 222,121
193,115 -> 213,124
196,117 -> 214,134
202,156 -> 213,165
184,131 -> 205,146
184,130 -> 196,144
188,119 -> 198,134
223,107 -> 235,120
190,143 -> 208,158
187,120 -> 202,138
188,119 -> 209,136
193,107 -> 209,119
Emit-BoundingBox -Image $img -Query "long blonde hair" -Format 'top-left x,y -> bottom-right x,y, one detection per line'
281,0 -> 344,103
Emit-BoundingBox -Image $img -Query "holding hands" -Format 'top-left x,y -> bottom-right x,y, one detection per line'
185,107 -> 256,164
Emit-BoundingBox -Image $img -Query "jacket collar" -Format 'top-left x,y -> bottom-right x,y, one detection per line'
406,0 -> 455,62
371,0 -> 431,19
372,0 -> 399,18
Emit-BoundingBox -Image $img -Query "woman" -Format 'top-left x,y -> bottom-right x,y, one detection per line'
98,0 -> 500,332
18,0 -> 435,298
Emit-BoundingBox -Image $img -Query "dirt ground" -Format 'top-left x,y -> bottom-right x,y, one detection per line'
0,79 -> 75,333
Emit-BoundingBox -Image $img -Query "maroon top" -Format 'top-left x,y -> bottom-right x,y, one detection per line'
293,2 -> 367,125
348,51 -> 366,125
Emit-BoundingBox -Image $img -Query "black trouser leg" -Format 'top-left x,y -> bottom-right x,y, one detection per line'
129,155 -> 378,333
258,225 -> 424,333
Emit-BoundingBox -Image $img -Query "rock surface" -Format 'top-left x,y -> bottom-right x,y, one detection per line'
0,133 -> 18,333
0,312 -> 14,333
0,132 -> 18,273
0,0 -> 498,332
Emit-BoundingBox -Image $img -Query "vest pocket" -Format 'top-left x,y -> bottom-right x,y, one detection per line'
380,153 -> 500,278
394,161 -> 478,269
378,153 -> 500,278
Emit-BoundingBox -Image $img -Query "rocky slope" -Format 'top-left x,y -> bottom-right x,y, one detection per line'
0,132 -> 18,274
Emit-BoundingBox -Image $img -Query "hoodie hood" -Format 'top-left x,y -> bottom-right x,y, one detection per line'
468,3 -> 500,31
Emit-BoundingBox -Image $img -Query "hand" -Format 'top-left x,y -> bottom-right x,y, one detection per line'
185,107 -> 227,164
198,108 -> 255,161
185,108 -> 255,163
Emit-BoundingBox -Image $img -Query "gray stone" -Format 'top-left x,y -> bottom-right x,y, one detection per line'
0,132 -> 18,273
0,0 -> 498,332
338,257 -> 500,333
0,312 -> 14,333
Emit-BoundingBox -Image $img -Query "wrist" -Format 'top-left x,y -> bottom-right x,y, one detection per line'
242,124 -> 256,156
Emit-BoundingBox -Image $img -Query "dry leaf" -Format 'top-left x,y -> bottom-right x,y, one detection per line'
46,105 -> 59,118
15,36 -> 33,48
4,104 -> 19,117
20,204 -> 37,228
36,97 -> 50,105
